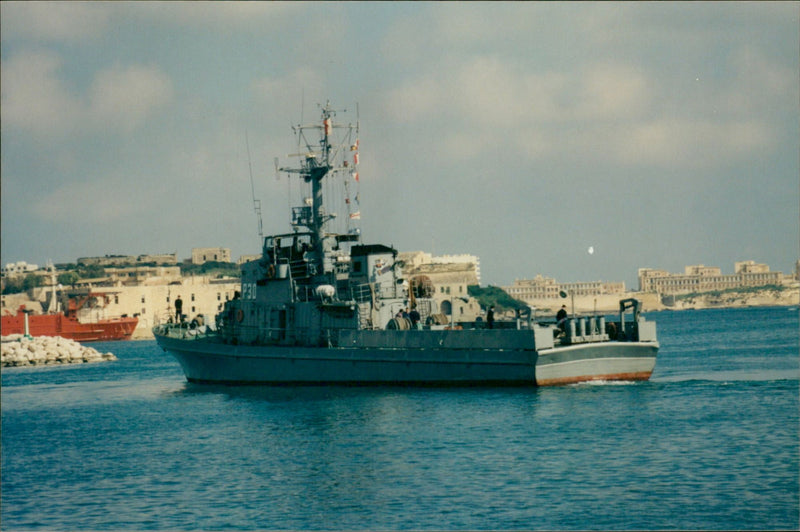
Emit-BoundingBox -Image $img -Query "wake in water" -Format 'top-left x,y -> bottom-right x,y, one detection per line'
569,379 -> 638,386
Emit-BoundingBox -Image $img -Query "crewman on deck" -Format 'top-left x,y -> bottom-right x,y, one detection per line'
556,305 -> 568,331
409,308 -> 421,329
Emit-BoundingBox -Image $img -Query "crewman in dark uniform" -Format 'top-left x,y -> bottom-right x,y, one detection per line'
556,305 -> 568,331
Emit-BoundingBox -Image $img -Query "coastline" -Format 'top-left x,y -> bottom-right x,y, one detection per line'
525,286 -> 799,316
4,286 -> 797,342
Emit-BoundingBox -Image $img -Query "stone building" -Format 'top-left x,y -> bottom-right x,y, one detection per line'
191,247 -> 232,264
734,260 -> 769,274
504,276 -> 625,301
1,261 -> 39,276
398,251 -> 482,322
137,253 -> 178,264
638,262 -> 783,294
103,266 -> 182,285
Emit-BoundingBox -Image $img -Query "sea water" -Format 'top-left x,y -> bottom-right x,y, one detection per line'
2,306 -> 798,530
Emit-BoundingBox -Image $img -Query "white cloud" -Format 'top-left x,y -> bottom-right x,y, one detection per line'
251,68 -> 326,108
0,1 -> 112,42
576,63 -> 650,120
726,47 -> 798,117
376,3 -> 795,172
0,50 -> 82,137
382,47 -> 783,169
31,179 -> 140,223
613,119 -> 772,168
1,50 -> 173,138
89,64 -> 173,132
129,1 -> 302,32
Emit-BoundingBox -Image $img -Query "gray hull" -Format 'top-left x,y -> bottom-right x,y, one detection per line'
155,333 -> 656,386
536,342 -> 658,385
156,334 -> 537,385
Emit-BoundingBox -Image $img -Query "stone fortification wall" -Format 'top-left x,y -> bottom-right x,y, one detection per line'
1,335 -> 117,367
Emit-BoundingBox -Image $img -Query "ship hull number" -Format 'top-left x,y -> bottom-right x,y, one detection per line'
242,282 -> 257,300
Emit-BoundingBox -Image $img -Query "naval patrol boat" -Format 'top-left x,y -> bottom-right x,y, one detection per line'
153,102 -> 659,386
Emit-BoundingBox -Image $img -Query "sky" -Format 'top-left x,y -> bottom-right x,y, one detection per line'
2,1 -> 798,288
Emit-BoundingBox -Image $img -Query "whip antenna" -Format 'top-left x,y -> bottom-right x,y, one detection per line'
246,130 -> 263,240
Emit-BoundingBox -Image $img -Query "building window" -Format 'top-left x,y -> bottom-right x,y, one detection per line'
217,293 -> 221,301
141,296 -> 146,304
191,294 -> 195,301
142,308 -> 146,315
192,306 -> 196,313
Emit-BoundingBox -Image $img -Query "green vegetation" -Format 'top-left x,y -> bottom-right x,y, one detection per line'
1,273 -> 46,295
180,261 -> 240,278
674,284 -> 787,301
57,272 -> 80,287
77,264 -> 106,279
467,285 -> 529,312
2,265 -> 105,295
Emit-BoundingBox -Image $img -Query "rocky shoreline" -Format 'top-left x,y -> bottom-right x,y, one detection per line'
1,335 -> 117,368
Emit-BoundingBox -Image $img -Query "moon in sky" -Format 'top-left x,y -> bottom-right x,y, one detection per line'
588,246 -> 594,255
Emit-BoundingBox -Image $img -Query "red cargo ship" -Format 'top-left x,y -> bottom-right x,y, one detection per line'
1,291 -> 138,342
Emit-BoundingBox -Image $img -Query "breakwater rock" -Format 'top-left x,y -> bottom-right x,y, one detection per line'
1,335 -> 117,367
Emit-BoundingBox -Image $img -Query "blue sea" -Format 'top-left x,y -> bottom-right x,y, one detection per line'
2,306 -> 798,530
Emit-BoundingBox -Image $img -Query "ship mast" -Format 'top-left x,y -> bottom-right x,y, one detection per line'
278,101 -> 359,276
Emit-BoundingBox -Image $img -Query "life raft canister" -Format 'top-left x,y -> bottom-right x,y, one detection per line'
236,309 -> 245,322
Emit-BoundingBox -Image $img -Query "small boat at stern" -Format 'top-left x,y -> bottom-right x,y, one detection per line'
154,102 -> 658,386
